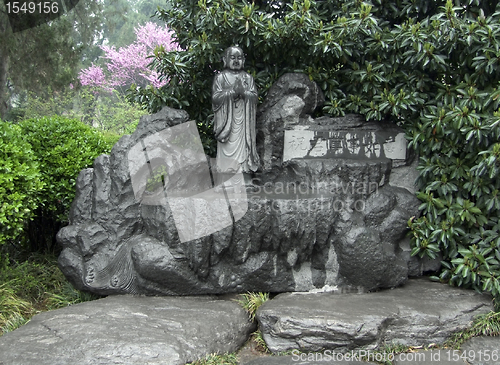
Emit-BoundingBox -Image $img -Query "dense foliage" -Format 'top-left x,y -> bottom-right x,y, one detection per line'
0,122 -> 43,250
0,117 -> 112,254
17,117 -> 112,252
0,0 -> 113,120
13,86 -> 145,136
130,0 -> 500,303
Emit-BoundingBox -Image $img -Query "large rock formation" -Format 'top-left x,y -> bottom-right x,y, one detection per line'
57,73 -> 426,296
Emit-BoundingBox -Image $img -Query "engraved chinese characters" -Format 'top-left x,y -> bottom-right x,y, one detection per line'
212,46 -> 260,174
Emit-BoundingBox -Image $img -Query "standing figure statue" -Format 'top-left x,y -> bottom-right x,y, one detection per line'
212,46 -> 260,179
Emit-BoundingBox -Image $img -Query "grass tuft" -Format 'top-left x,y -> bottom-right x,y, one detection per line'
1,313 -> 31,334
251,330 -> 271,354
235,292 -> 269,320
189,353 -> 239,365
445,311 -> 500,349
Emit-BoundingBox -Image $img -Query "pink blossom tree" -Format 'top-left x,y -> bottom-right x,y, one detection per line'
79,22 -> 178,92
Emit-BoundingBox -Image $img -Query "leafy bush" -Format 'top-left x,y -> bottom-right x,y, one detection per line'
0,122 -> 43,253
131,0 -> 500,303
17,116 -> 112,252
90,91 -> 146,135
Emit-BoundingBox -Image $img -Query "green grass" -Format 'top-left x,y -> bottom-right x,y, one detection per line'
250,330 -> 270,354
234,292 -> 272,355
0,253 -> 101,335
235,292 -> 269,320
189,353 -> 239,365
444,311 -> 500,349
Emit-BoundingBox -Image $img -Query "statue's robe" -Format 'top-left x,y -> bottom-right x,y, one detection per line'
212,70 -> 260,173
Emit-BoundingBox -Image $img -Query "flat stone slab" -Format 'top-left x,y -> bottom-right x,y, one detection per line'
0,295 -> 253,365
256,279 -> 493,354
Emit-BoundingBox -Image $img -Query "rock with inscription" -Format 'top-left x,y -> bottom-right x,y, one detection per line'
57,73 -> 426,296
257,73 -> 324,174
282,124 -> 407,162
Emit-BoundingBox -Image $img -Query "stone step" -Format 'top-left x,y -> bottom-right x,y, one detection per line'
0,279 -> 497,365
0,295 -> 254,365
256,278 -> 493,354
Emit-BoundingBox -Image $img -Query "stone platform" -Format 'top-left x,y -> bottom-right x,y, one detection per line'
0,295 -> 253,365
0,279 -> 496,365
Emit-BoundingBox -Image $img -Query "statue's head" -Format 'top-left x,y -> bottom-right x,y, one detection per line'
223,46 -> 245,71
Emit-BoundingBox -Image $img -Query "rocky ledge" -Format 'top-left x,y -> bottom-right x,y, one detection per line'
0,279 -> 495,365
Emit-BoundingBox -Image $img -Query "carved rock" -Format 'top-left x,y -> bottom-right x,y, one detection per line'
58,73 -> 426,296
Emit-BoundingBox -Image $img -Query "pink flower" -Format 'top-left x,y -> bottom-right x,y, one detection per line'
78,22 -> 179,91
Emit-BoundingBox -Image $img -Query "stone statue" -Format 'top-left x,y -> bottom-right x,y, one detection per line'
212,46 -> 260,174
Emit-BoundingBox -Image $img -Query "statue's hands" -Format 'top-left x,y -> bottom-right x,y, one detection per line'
233,78 -> 246,99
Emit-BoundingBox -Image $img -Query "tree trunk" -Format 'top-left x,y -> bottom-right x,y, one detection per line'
0,48 -> 9,120
0,15 -> 11,121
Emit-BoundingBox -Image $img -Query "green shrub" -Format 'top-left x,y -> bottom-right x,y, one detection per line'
407,108 -> 500,304
0,121 -> 43,253
17,116 -> 112,252
91,90 -> 147,135
101,131 -> 123,147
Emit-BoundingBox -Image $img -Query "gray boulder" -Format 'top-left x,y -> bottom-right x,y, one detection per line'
256,278 -> 493,354
0,295 -> 253,365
